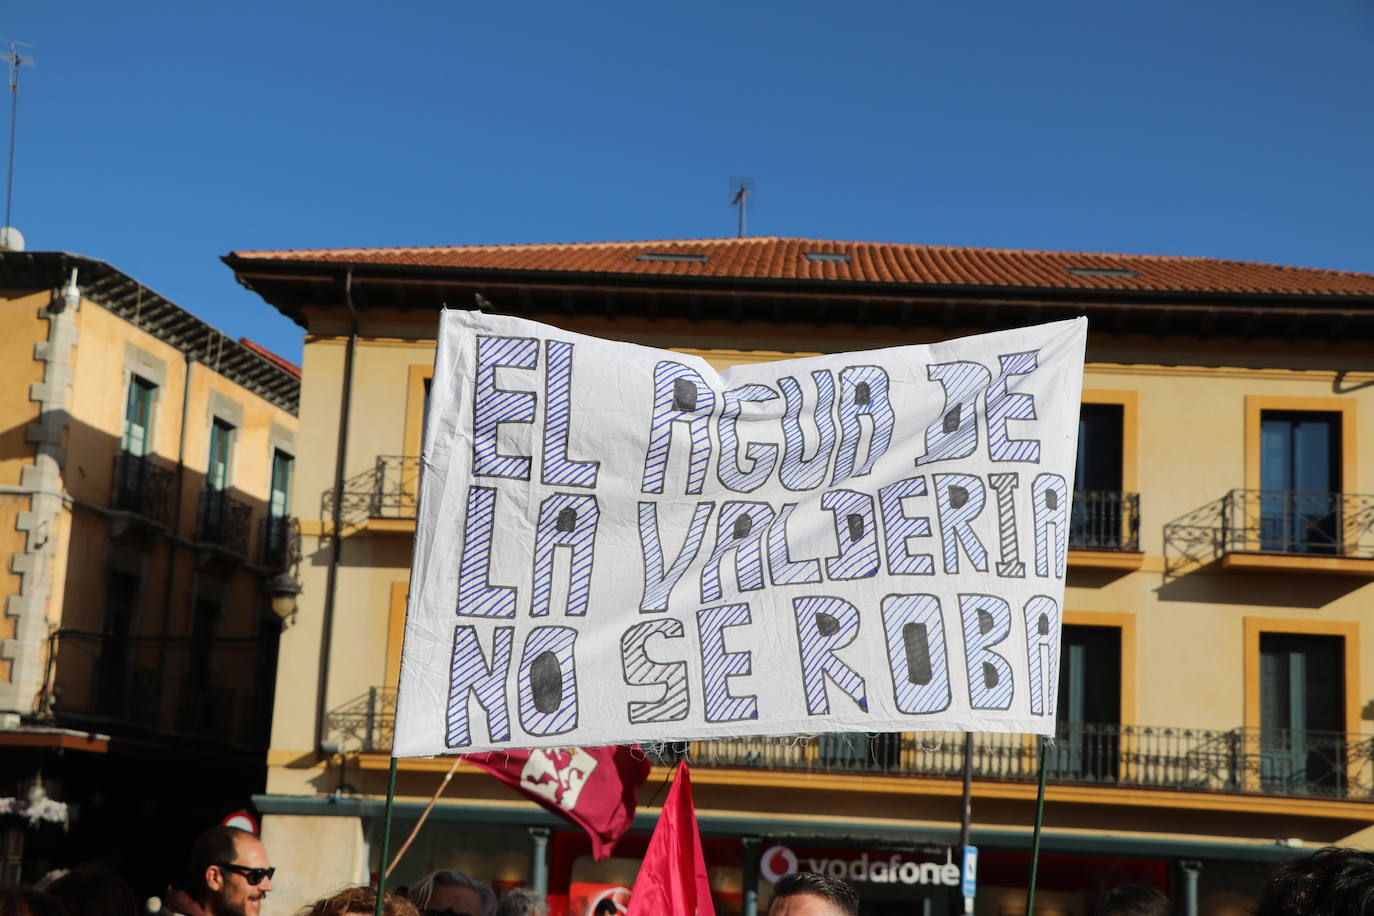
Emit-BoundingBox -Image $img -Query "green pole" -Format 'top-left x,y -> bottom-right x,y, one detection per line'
376,756 -> 400,916
1024,737 -> 1050,916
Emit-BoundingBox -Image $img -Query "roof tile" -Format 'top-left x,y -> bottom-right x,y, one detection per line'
228,237 -> 1374,298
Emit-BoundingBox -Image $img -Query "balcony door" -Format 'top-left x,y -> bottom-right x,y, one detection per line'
1259,633 -> 1343,794
1259,411 -> 1340,553
121,376 -> 156,457
265,450 -> 294,565
1052,624 -> 1120,781
1072,404 -> 1124,548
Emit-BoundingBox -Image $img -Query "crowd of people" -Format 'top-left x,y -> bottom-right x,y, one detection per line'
3,825 -> 1374,916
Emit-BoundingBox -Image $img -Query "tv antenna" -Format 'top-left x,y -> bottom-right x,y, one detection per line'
3,40 -> 34,233
728,177 -> 755,238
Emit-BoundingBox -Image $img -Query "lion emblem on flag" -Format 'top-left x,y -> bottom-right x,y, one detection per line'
520,748 -> 597,810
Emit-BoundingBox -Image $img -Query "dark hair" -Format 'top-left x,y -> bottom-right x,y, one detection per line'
0,887 -> 69,916
1089,885 -> 1175,916
772,872 -> 860,916
44,868 -> 139,916
189,826 -> 254,897
296,886 -> 419,916
1257,847 -> 1374,916
406,870 -> 497,916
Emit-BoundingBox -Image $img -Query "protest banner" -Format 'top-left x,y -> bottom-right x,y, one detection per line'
392,311 -> 1087,757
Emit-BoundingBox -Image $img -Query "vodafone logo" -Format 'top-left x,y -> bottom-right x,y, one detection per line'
759,844 -> 961,887
761,845 -> 798,883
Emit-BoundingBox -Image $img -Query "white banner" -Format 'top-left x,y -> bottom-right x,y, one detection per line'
393,312 -> 1087,756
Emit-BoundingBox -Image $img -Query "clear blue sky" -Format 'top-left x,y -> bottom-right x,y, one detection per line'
8,0 -> 1374,361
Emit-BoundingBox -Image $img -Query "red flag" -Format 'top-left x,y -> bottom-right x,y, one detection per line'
463,746 -> 649,860
626,761 -> 715,916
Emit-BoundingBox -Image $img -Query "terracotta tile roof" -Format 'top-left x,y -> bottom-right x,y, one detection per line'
228,237 -> 1374,299
239,338 -> 301,378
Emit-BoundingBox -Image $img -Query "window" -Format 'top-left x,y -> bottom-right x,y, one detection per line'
1072,403 -> 1126,548
263,450 -> 294,566
1051,624 -> 1121,780
122,376 -> 157,456
96,571 -> 140,716
1259,633 -> 1344,793
1259,411 -> 1341,553
207,419 -> 235,491
269,450 -> 293,520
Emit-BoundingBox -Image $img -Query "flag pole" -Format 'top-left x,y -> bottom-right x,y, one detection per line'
387,756 -> 462,878
375,756 -> 400,916
1024,736 -> 1050,916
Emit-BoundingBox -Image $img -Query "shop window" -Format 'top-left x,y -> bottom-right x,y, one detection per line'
1258,411 -> 1341,554
1259,632 -> 1343,793
1051,624 -> 1121,782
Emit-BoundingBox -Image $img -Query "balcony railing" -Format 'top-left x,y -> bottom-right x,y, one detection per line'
1166,489 -> 1374,574
322,455 -> 422,529
43,629 -> 266,749
329,688 -> 1374,801
1069,490 -> 1140,551
198,488 -> 253,555
260,515 -> 301,569
1221,489 -> 1374,557
111,452 -> 175,525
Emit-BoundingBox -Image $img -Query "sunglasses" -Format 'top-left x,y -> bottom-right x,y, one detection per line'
217,863 -> 276,886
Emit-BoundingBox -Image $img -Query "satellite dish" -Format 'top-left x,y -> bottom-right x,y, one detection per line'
0,226 -> 24,251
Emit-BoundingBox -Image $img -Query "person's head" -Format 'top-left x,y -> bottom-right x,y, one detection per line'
189,826 -> 274,916
297,886 -> 420,916
0,887 -> 68,916
44,867 -> 139,916
768,872 -> 860,916
406,871 -> 496,916
1257,846 -> 1374,916
494,888 -> 546,916
1089,885 -> 1174,916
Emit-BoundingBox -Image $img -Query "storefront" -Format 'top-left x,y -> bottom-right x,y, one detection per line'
356,806 -> 1176,916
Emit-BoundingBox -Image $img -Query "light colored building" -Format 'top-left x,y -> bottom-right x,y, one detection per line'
227,238 -> 1374,916
0,250 -> 301,893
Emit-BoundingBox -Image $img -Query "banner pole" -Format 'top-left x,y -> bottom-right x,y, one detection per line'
1024,737 -> 1050,916
375,756 -> 400,916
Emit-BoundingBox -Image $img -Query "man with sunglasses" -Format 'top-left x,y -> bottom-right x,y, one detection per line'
167,825 -> 275,916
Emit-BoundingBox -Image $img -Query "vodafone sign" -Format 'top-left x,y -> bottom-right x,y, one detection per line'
760,844 -> 960,888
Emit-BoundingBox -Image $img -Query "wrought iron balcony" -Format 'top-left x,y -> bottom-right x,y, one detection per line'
198,488 -> 252,555
111,452 -> 175,525
329,688 -> 1374,801
1069,490 -> 1140,551
1166,489 -> 1374,574
321,455 -> 422,530
260,515 -> 301,569
1221,489 -> 1374,557
43,629 -> 264,749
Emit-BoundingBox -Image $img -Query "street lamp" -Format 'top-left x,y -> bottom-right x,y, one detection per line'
268,572 -> 302,625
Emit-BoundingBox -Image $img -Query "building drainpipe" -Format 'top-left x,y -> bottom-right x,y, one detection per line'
741,836 -> 761,916
528,828 -> 550,895
1179,860 -> 1201,916
156,349 -> 194,688
315,267 -> 358,753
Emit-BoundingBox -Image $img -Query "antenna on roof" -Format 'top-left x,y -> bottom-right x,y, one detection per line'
2,39 -> 34,235
728,177 -> 755,238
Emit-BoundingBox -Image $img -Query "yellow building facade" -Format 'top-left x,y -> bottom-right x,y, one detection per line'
227,238 -> 1374,916
0,251 -> 301,894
